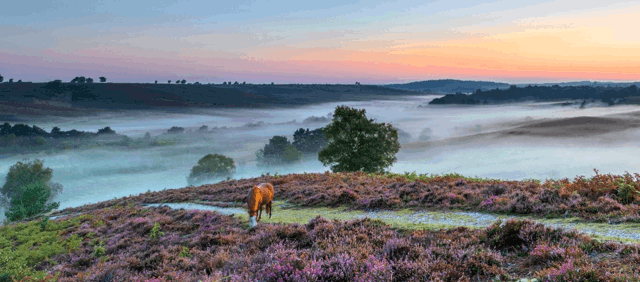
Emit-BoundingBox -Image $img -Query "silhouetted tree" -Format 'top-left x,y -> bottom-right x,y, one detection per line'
50,127 -> 61,136
234,81 -> 239,85
242,81 -> 246,85
168,80 -> 171,84
167,126 -> 185,134
155,80 -> 158,84
223,82 -> 227,85
70,76 -> 86,83
97,126 -> 116,135
86,77 -> 94,83
271,82 -> 274,85
0,74 -> 3,83
318,106 -> 400,173
9,79 -> 13,83
181,79 -> 186,84
17,80 -> 22,83
99,76 -> 106,82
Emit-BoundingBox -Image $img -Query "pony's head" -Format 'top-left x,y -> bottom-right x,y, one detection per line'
249,216 -> 257,228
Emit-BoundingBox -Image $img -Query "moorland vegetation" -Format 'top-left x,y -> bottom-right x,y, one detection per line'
4,104 -> 640,280
4,173 -> 640,281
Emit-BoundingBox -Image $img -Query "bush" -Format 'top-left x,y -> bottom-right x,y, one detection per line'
187,154 -> 236,185
1,159 -> 62,222
256,136 -> 302,167
318,106 -> 400,173
5,181 -> 59,222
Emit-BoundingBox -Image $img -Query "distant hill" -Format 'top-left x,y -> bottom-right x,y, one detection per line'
515,81 -> 640,88
0,82 -> 424,118
381,79 -> 511,93
429,84 -> 640,105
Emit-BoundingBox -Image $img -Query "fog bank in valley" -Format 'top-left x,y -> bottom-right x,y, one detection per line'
2,95 -> 640,221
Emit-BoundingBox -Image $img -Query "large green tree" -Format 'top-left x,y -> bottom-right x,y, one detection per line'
318,106 -> 400,173
187,154 -> 236,185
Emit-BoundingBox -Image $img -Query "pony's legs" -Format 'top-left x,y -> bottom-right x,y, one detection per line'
257,205 -> 262,222
267,202 -> 272,219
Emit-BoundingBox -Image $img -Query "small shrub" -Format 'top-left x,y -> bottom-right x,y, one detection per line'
93,240 -> 105,257
483,184 -> 507,196
5,181 -> 59,222
150,222 -> 164,239
179,246 -> 192,258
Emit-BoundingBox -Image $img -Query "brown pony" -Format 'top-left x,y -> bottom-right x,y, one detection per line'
247,183 -> 274,228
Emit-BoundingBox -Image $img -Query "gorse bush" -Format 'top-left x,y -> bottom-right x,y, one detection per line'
1,159 -> 62,222
319,105 -> 400,173
187,154 -> 236,185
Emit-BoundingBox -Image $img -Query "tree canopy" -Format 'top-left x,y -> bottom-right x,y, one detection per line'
256,136 -> 302,167
318,106 -> 400,173
187,154 -> 236,185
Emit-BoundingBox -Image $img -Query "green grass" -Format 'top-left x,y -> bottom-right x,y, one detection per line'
209,200 -> 640,244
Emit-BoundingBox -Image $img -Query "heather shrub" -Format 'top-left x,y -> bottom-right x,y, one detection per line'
484,219 -> 529,251
529,243 -> 565,265
509,192 -> 534,214
334,189 -> 359,206
483,183 -> 507,196
536,259 -> 599,282
187,154 -> 236,185
382,238 -> 412,261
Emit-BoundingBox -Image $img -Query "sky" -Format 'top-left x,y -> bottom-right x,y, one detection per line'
1,0 -> 639,84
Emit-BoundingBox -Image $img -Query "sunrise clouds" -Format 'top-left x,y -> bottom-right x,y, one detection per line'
1,0 -> 639,84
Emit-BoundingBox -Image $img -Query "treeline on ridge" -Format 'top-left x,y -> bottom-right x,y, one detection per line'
430,84 -> 640,105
